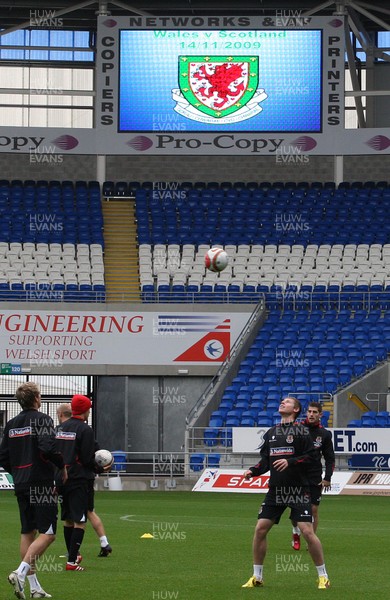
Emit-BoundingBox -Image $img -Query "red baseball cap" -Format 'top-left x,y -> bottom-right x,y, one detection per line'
71,394 -> 92,416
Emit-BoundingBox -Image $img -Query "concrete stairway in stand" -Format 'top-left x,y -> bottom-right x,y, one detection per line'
322,399 -> 334,426
102,199 -> 140,302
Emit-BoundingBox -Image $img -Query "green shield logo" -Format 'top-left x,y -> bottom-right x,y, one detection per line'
179,55 -> 259,119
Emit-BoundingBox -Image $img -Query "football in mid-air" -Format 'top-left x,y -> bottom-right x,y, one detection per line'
95,449 -> 113,468
205,247 -> 229,272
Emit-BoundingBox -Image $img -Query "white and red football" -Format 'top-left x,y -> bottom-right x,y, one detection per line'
205,247 -> 229,272
95,449 -> 113,468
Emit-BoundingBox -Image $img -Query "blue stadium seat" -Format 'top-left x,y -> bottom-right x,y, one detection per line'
206,454 -> 221,468
103,181 -> 114,197
375,413 -> 389,428
210,410 -> 228,421
321,411 -> 330,427
65,283 -> 79,302
225,417 -> 240,427
241,417 -> 256,426
115,182 -> 128,196
361,414 -> 376,427
220,428 -> 232,447
235,400 -> 250,411
204,427 -> 220,447
111,451 -> 127,472
190,453 -> 205,472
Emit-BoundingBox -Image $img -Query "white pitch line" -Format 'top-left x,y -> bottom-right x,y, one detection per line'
119,514 -> 390,532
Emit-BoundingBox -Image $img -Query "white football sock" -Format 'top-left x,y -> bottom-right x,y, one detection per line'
27,574 -> 41,591
16,562 -> 30,581
253,565 -> 263,580
316,564 -> 328,578
100,535 -> 108,547
293,526 -> 301,535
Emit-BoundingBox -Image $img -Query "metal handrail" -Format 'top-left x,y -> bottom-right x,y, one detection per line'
286,392 -> 333,403
267,289 -> 390,311
1,291 -> 261,303
1,289 -> 389,304
97,450 -> 235,479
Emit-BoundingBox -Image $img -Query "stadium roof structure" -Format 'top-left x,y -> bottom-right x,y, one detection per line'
0,0 -> 390,33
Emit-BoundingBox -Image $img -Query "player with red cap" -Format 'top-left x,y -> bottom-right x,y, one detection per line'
71,395 -> 92,416
57,402 -> 112,558
55,394 -> 95,571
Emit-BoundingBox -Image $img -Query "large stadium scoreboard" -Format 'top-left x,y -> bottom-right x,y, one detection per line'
96,14 -> 345,155
0,15 -> 389,156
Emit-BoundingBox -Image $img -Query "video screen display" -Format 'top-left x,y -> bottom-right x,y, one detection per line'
118,29 -> 322,133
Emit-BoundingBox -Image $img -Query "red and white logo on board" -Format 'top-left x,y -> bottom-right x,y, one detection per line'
174,319 -> 230,362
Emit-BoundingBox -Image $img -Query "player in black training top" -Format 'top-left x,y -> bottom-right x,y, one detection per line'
55,394 -> 96,571
241,396 -> 331,591
291,401 -> 335,550
0,382 -> 67,599
56,402 -> 113,557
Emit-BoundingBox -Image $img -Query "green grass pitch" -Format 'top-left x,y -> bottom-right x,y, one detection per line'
0,490 -> 389,599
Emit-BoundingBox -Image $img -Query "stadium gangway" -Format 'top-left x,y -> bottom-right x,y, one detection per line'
185,298 -> 266,429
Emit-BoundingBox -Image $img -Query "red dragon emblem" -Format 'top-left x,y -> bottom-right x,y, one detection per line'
178,55 -> 260,120
192,62 -> 247,109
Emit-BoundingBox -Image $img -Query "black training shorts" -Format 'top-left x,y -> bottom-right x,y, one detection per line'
309,483 -> 323,506
61,481 -> 89,524
87,479 -> 95,512
17,488 -> 58,535
258,487 -> 313,524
